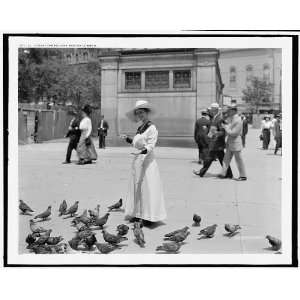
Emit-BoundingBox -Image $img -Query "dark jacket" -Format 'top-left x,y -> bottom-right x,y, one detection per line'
97,120 -> 109,136
66,117 -> 81,142
242,118 -> 248,136
209,113 -> 226,151
194,117 -> 210,147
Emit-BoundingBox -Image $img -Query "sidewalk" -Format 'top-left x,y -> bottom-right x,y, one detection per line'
18,128 -> 281,254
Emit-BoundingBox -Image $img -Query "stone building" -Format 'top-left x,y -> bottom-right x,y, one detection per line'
100,48 -> 223,145
219,48 -> 282,112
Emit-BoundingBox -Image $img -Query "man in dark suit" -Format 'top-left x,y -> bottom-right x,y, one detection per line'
194,109 -> 210,164
241,113 -> 248,148
98,115 -> 109,149
62,110 -> 81,164
193,103 -> 233,178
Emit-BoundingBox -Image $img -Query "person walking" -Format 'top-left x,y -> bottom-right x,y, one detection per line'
193,103 -> 233,178
274,114 -> 282,155
120,100 -> 166,225
241,113 -> 248,148
76,104 -> 98,165
194,109 -> 210,164
261,115 -> 272,149
218,105 -> 247,181
62,110 -> 81,164
97,115 -> 109,149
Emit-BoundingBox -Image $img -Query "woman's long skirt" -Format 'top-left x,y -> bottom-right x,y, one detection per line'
125,152 -> 166,222
76,136 -> 97,161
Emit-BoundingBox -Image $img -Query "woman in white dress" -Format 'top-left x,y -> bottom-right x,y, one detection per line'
121,100 -> 167,225
76,104 -> 97,165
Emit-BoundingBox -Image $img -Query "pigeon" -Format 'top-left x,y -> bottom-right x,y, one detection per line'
164,226 -> 189,238
25,233 -> 37,248
30,245 -> 50,254
198,224 -> 218,238
35,229 -> 52,245
31,243 -> 67,254
46,236 -> 64,245
50,243 -> 68,254
224,224 -> 241,235
107,198 -> 123,211
76,228 -> 94,240
193,214 -> 201,226
96,243 -> 121,254
133,222 -> 145,247
83,233 -> 97,250
29,219 -> 48,234
89,204 -> 100,219
72,210 -> 92,227
164,231 -> 190,243
68,238 -> 81,251
266,235 -> 282,251
76,222 -> 89,232
19,200 -> 34,214
34,206 -> 52,221
102,230 -> 128,245
93,213 -> 110,228
59,200 -> 67,216
64,201 -> 79,217
156,242 -> 181,253
117,224 -> 129,236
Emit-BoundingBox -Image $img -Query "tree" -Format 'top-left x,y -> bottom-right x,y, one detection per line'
242,77 -> 274,113
18,48 -> 101,107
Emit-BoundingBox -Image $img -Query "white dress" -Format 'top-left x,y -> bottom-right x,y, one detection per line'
125,124 -> 167,222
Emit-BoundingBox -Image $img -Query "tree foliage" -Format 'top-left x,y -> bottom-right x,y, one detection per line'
18,49 -> 101,108
242,77 -> 274,113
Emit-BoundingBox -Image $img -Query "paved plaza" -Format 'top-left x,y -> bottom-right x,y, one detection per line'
18,128 -> 281,254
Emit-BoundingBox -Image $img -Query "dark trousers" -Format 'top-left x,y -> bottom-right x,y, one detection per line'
197,143 -> 207,162
262,129 -> 270,149
66,138 -> 78,162
241,135 -> 246,147
199,150 -> 233,178
274,133 -> 282,154
99,133 -> 106,148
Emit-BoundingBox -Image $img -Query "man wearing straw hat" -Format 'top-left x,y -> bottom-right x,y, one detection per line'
120,100 -> 166,225
219,104 -> 247,181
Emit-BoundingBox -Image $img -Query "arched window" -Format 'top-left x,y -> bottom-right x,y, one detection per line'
246,65 -> 253,82
263,63 -> 270,81
229,66 -> 236,87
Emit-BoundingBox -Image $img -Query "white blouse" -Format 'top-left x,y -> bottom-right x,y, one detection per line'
132,124 -> 158,153
79,117 -> 92,138
261,120 -> 272,130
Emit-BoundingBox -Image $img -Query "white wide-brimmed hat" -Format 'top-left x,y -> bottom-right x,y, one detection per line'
210,102 -> 220,109
126,100 -> 155,122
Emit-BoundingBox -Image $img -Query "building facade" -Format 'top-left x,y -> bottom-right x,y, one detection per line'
99,48 -> 223,144
219,48 -> 282,112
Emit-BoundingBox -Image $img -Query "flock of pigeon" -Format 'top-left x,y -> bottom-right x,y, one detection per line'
19,199 -> 282,254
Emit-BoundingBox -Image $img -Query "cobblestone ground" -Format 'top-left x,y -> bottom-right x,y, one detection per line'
18,128 -> 281,254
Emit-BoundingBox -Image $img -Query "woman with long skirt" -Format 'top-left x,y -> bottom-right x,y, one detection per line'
76,104 -> 98,165
120,100 -> 167,225
261,115 -> 272,150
